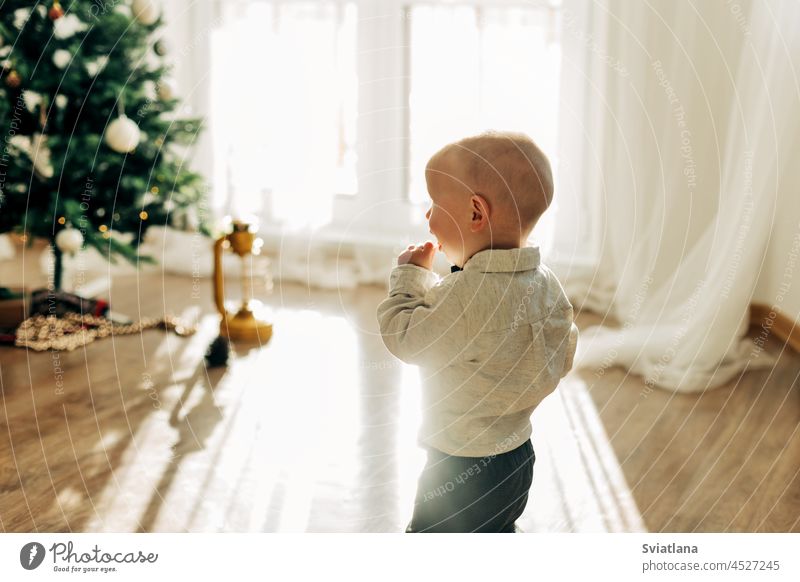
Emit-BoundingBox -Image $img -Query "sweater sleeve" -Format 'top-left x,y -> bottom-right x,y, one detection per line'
376,264 -> 467,366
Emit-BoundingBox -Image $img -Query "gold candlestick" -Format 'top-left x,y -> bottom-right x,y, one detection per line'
212,219 -> 273,342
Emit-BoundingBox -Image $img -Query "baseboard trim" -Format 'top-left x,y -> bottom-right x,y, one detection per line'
750,303 -> 800,353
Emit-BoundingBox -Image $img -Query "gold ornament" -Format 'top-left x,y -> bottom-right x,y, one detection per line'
49,1 -> 65,20
15,312 -> 196,352
5,70 -> 21,88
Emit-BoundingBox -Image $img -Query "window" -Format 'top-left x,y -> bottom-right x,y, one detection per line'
407,3 -> 562,205
211,1 -> 357,229
209,0 -> 561,236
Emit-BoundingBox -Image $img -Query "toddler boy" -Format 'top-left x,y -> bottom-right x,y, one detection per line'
377,131 -> 578,533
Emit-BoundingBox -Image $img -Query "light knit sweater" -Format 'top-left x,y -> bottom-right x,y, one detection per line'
377,246 -> 578,457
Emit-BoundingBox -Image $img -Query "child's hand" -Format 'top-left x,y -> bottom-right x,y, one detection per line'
398,241 -> 436,270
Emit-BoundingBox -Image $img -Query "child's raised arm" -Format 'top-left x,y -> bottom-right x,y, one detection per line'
377,262 -> 467,367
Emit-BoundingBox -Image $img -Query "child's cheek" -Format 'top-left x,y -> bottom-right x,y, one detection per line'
430,211 -> 445,234
428,213 -> 438,233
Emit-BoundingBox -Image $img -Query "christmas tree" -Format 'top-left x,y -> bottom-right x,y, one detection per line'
0,0 -> 211,289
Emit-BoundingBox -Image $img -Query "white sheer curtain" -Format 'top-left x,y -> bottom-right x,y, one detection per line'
557,0 -> 800,392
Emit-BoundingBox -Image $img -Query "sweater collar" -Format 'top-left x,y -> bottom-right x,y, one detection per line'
455,246 -> 541,273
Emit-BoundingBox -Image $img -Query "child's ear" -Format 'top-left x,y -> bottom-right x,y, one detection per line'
470,194 -> 490,232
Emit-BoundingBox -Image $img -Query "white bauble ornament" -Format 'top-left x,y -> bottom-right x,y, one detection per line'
56,227 -> 83,254
157,78 -> 177,101
105,115 -> 141,153
132,0 -> 160,25
52,49 -> 71,69
55,94 -> 68,109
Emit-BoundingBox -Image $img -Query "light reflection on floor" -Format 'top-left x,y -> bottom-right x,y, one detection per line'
85,300 -> 642,533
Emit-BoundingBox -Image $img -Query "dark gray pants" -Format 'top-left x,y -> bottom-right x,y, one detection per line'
405,439 -> 534,533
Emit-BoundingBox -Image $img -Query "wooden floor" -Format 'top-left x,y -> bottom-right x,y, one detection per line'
1,244 -> 798,532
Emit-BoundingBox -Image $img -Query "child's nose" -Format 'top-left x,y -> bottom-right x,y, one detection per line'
425,207 -> 431,220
